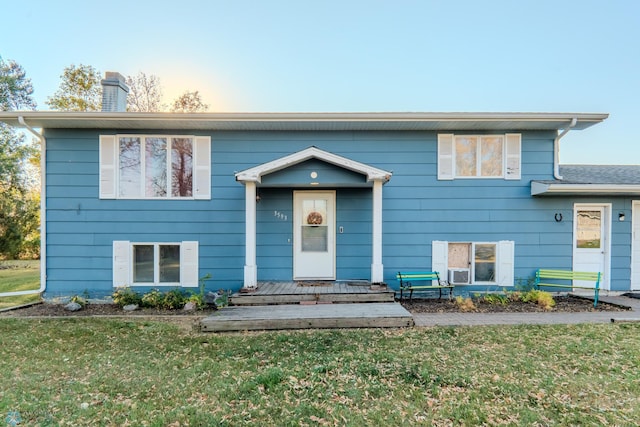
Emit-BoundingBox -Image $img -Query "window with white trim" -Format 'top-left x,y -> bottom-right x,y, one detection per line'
431,240 -> 514,286
113,241 -> 199,287
437,133 -> 521,180
100,135 -> 211,199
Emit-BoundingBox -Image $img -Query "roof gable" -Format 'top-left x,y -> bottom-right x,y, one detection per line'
235,146 -> 392,184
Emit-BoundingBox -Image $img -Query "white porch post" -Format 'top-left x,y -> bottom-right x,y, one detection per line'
243,181 -> 258,289
371,180 -> 384,283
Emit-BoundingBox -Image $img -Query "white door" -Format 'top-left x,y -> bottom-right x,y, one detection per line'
293,191 -> 335,280
573,204 -> 610,289
632,201 -> 640,290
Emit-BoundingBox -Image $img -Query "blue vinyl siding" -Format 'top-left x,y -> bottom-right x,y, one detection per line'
43,128 -> 634,297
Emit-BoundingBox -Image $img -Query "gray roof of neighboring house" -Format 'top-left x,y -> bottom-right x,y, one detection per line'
559,165 -> 640,185
532,165 -> 640,196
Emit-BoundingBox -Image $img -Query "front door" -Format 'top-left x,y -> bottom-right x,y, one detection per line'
293,191 -> 336,280
573,204 -> 610,289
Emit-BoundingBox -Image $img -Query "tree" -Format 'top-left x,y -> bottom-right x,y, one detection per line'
0,57 -> 39,259
171,90 -> 209,113
46,64 -> 102,111
126,72 -> 164,112
0,57 -> 36,111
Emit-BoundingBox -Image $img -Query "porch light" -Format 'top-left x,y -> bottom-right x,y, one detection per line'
619,212 -> 625,221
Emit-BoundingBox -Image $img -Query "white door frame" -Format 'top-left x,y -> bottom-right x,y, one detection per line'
293,190 -> 336,280
632,201 -> 640,290
573,203 -> 611,290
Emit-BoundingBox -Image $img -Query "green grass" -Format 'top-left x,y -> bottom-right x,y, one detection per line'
0,260 -> 41,309
0,321 -> 639,426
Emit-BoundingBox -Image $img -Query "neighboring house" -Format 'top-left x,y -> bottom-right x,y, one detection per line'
2,73 -> 639,298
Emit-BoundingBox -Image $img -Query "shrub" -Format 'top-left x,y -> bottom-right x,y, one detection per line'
141,288 -> 163,308
187,293 -> 206,309
112,287 -> 142,307
70,295 -> 88,308
454,296 -> 476,312
522,289 -> 556,311
162,288 -> 188,310
481,293 -> 509,305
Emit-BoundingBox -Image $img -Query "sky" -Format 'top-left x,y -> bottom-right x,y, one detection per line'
2,0 -> 639,164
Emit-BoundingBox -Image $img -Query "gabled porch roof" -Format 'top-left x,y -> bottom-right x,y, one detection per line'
235,146 -> 392,185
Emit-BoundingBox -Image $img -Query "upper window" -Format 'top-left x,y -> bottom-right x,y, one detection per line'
438,133 -> 521,180
99,135 -> 211,200
119,136 -> 193,198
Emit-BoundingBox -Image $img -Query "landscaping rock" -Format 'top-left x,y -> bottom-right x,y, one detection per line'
64,302 -> 83,312
123,304 -> 139,312
183,301 -> 197,311
205,291 -> 220,305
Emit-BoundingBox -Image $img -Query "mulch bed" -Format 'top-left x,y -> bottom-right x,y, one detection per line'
400,295 -> 629,313
0,295 -> 630,317
0,303 -> 217,317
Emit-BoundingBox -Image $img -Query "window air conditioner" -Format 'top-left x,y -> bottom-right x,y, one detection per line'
448,269 -> 470,285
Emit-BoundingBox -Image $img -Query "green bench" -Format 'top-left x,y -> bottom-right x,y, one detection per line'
534,269 -> 602,307
397,271 -> 454,300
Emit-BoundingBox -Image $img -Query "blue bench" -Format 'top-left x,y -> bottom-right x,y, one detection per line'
397,271 -> 454,300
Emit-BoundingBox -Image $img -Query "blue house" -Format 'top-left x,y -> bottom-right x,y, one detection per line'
2,73 -> 639,298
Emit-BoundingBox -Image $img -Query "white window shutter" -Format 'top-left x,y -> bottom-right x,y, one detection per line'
437,134 -> 454,180
505,134 -> 521,180
497,240 -> 515,287
193,136 -> 211,199
180,241 -> 199,287
99,135 -> 117,198
431,241 -> 449,285
113,241 -> 130,287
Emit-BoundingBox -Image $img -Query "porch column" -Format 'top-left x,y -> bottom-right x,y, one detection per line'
243,181 -> 257,289
371,180 -> 384,283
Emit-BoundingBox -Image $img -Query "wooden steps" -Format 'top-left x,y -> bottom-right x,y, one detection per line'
230,281 -> 395,306
200,303 -> 414,332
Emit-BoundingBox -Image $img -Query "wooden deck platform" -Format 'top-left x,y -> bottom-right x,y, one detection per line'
200,302 -> 414,332
229,281 -> 395,305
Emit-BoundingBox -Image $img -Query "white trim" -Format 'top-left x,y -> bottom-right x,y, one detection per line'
532,182 -> 640,196
438,133 -> 520,180
1,111 -> 609,132
105,134 -> 209,200
113,240 -> 130,287
437,134 -> 454,180
293,190 -> 336,280
471,242 -> 499,285
114,241 -> 197,287
505,133 -> 521,180
99,135 -> 117,199
371,180 -> 384,282
432,240 -> 515,286
193,136 -> 211,199
572,203 -> 611,290
632,201 -> 640,290
236,146 -> 391,183
431,241 -> 449,280
243,182 -> 258,289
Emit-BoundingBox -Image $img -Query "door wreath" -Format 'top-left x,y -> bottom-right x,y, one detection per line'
306,211 -> 323,225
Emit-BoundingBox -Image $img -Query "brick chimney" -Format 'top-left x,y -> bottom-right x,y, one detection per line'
101,72 -> 129,112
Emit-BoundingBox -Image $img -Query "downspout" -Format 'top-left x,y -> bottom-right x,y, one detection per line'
554,118 -> 577,180
0,116 -> 47,297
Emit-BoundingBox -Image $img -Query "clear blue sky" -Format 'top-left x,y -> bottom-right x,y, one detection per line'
3,0 -> 639,164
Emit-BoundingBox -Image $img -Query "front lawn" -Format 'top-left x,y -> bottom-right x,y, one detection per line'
0,260 -> 40,309
0,320 -> 638,425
